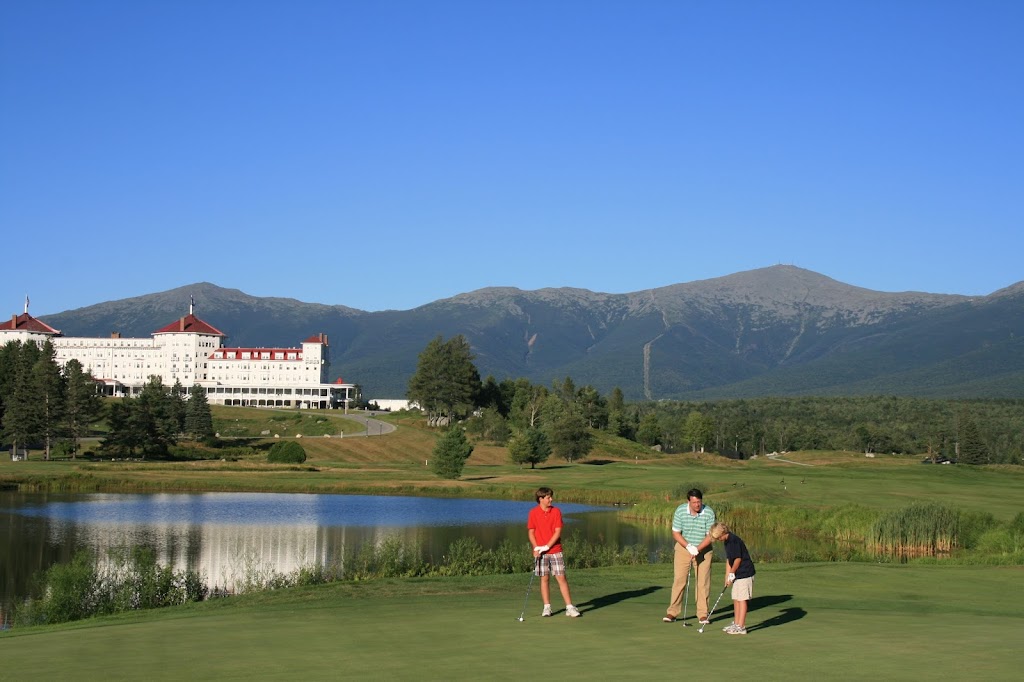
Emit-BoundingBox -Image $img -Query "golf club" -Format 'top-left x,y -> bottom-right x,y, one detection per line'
698,584 -> 729,633
680,557 -> 695,627
517,556 -> 541,621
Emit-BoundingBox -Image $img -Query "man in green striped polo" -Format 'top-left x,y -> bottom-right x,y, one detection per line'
663,488 -> 716,623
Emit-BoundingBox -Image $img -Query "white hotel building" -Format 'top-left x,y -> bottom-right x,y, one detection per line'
1,303 -> 359,410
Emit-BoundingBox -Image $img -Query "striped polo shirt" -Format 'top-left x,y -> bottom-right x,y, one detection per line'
672,503 -> 716,544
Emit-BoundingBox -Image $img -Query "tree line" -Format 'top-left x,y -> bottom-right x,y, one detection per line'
4,334 -> 1019,467
1,340 -> 215,459
408,335 -> 1023,468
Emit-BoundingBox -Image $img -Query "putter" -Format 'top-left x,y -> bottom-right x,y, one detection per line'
517,556 -> 541,621
698,585 -> 729,633
680,558 -> 695,627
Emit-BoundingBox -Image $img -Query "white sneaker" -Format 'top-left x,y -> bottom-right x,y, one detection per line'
541,604 -> 552,617
565,605 -> 581,618
722,621 -> 736,632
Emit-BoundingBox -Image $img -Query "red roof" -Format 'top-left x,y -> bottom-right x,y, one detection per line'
303,333 -> 329,345
0,313 -> 61,335
153,314 -> 226,336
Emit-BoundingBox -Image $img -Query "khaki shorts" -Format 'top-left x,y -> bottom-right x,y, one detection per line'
731,576 -> 753,601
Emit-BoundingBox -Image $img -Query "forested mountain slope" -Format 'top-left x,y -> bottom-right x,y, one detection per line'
37,266 -> 1024,399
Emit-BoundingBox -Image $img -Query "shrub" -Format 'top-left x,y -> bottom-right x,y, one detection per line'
16,549 -> 206,626
267,440 -> 306,463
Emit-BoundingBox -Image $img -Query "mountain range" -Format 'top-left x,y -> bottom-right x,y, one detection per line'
35,266 -> 1024,400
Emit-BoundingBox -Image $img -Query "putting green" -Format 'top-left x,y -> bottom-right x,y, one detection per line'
2,563 -> 1020,680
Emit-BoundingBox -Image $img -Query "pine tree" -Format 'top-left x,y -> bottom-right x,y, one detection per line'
102,401 -> 137,457
32,340 -> 65,460
63,359 -> 103,458
408,335 -> 482,425
169,379 -> 188,436
2,341 -> 43,459
185,385 -> 215,442
133,376 -> 177,457
957,412 -> 988,465
430,426 -> 474,479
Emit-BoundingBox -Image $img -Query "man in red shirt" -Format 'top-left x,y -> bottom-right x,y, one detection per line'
527,487 -> 581,617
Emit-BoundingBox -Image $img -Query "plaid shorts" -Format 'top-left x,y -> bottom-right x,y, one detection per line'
535,552 -> 566,577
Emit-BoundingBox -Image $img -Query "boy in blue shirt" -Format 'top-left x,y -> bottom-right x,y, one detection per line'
709,522 -> 755,634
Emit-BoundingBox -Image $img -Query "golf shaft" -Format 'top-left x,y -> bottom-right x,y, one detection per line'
518,556 -> 540,620
681,557 -> 695,626
699,585 -> 729,633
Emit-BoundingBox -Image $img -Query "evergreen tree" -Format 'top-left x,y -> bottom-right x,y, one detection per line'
169,379 -> 188,435
608,387 -> 625,414
477,376 -> 513,416
430,426 -> 474,479
507,427 -> 551,469
101,401 -> 138,457
63,359 -> 103,458
185,385 -> 215,442
957,412 -> 988,464
133,376 -> 178,457
575,385 -> 608,429
32,340 -> 65,460
0,340 -> 23,428
407,335 -> 482,425
2,341 -> 43,459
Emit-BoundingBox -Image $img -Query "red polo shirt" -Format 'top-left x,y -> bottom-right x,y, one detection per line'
527,504 -> 563,554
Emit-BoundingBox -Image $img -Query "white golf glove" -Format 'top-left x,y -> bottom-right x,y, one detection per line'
686,544 -> 699,556
727,572 -> 736,583
534,545 -> 549,553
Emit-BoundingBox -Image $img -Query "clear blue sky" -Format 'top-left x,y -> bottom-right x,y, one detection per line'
2,1 -> 1022,315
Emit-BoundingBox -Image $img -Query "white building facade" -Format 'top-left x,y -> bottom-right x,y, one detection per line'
1,304 -> 359,410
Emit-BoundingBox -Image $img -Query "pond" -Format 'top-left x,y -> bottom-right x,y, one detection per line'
0,491 -> 667,621
1,491 -> 837,626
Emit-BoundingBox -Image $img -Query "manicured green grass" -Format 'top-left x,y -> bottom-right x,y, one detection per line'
2,410 -> 1022,677
2,562 -> 1021,680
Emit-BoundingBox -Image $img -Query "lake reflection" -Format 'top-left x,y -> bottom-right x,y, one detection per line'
1,492 -> 661,616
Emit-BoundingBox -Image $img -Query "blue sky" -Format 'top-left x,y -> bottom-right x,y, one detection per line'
2,0 -> 1022,315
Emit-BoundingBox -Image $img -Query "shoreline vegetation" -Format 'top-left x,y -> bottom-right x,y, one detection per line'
3,409 -> 1023,631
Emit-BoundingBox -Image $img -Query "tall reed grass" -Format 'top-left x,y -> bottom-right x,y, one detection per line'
870,502 -> 959,559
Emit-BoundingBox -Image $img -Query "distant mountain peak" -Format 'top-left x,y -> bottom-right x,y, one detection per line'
34,268 -> 1024,400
